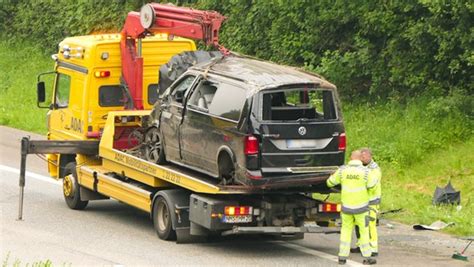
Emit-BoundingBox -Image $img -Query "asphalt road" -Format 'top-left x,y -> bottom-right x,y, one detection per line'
1,126 -> 472,266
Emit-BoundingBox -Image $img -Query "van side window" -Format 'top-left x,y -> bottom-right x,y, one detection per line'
56,73 -> 71,108
209,83 -> 247,121
99,85 -> 123,107
188,81 -> 218,111
262,88 -> 337,121
171,75 -> 195,104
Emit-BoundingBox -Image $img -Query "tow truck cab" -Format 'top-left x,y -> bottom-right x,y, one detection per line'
36,34 -> 196,179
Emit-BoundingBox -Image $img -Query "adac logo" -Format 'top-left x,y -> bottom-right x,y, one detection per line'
298,126 -> 307,136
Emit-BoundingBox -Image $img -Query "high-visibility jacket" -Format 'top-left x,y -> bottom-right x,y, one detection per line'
367,160 -> 382,205
326,160 -> 378,214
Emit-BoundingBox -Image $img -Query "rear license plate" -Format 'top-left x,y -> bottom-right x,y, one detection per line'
222,215 -> 252,223
286,139 -> 317,149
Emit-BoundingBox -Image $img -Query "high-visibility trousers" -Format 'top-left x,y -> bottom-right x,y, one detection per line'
369,205 -> 379,253
339,211 -> 372,259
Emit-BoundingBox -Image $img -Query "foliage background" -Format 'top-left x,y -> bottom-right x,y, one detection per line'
2,1 -> 472,101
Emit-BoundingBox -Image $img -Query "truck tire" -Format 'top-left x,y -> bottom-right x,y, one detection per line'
144,127 -> 166,164
63,162 -> 88,210
153,196 -> 176,240
157,51 -> 223,95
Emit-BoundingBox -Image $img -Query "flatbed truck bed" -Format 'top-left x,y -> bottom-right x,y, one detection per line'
18,110 -> 340,243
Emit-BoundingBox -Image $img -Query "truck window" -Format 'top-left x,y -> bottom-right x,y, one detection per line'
148,83 -> 159,105
209,83 -> 246,121
261,88 -> 337,121
99,85 -> 123,107
56,73 -> 71,108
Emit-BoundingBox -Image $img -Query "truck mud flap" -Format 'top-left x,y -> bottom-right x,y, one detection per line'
221,225 -> 340,236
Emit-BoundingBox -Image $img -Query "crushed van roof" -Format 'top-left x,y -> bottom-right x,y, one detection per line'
192,55 -> 336,90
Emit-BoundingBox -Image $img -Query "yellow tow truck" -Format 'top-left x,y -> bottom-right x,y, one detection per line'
18,3 -> 341,242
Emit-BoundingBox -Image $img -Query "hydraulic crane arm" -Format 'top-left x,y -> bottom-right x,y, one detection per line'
121,3 -> 227,110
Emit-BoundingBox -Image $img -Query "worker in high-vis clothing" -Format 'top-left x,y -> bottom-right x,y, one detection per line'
327,150 -> 378,265
361,148 -> 382,256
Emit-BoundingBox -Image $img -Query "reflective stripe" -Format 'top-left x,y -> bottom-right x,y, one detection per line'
342,204 -> 369,214
369,197 -> 381,205
364,169 -> 369,181
327,177 -> 337,187
370,242 -> 378,253
360,243 -> 372,257
338,247 -> 350,257
340,241 -> 351,247
342,186 -> 367,193
368,161 -> 379,170
344,202 -> 369,209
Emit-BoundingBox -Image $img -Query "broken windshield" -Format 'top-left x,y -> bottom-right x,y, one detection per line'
260,87 -> 338,122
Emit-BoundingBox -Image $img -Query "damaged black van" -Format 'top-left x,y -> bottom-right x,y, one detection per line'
143,54 -> 346,187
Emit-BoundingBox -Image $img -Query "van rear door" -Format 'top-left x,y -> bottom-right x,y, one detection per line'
257,86 -> 345,175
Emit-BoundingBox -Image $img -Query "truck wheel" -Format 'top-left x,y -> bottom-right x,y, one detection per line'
153,196 -> 176,240
144,127 -> 166,164
63,162 -> 88,210
218,154 -> 235,185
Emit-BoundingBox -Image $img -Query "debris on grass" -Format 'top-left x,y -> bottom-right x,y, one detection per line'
413,220 -> 455,231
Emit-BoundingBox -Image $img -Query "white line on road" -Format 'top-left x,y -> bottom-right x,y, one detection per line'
1,164 -> 355,266
0,164 -> 61,185
273,241 -> 364,267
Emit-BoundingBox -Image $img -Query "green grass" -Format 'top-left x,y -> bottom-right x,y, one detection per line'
0,41 -> 54,134
381,138 -> 473,236
1,40 -> 473,236
2,252 -> 56,267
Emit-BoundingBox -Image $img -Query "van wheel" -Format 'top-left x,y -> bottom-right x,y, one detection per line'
153,196 -> 176,240
218,154 -> 235,185
144,127 -> 166,164
63,162 -> 88,210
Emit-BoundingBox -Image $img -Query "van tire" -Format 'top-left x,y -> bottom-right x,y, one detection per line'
144,127 -> 166,164
63,162 -> 88,210
218,153 -> 235,185
153,196 -> 177,240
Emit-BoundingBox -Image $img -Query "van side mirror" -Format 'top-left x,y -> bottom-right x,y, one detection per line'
37,81 -> 46,103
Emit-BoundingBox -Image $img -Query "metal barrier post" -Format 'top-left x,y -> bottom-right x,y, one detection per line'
17,137 -> 29,220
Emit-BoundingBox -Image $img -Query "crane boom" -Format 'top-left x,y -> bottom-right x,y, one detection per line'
120,3 -> 227,110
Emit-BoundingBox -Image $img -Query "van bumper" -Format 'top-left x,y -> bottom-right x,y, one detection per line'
238,169 -> 337,191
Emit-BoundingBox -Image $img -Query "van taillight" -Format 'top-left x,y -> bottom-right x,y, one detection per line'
338,133 -> 346,151
244,136 -> 259,155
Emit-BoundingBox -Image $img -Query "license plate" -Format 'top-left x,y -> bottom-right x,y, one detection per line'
222,215 -> 252,223
286,139 -> 317,149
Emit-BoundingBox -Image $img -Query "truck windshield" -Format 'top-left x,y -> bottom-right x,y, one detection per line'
260,88 -> 337,122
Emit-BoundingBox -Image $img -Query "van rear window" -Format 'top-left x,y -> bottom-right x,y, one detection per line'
261,88 -> 337,121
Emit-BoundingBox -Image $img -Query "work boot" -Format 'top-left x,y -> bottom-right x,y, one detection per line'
363,258 -> 377,265
350,247 -> 361,253
338,258 -> 347,265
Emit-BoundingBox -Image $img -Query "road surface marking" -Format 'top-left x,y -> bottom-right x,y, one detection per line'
0,164 -> 61,185
1,164 -> 361,266
274,241 -> 364,267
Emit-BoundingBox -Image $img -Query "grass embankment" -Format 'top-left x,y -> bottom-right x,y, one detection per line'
336,101 -> 473,236
1,41 -> 473,235
0,41 -> 53,133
